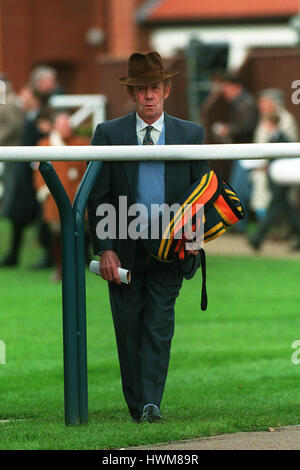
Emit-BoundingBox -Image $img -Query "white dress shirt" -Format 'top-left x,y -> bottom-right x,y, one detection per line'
136,112 -> 164,144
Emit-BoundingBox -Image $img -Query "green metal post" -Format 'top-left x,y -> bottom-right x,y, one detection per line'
39,161 -> 80,426
39,160 -> 103,426
72,161 -> 103,424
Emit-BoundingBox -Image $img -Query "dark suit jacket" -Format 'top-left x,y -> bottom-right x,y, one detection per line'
88,111 -> 209,270
2,112 -> 45,224
228,90 -> 259,143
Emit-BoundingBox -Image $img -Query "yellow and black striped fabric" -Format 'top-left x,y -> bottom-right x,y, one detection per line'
143,170 -> 244,262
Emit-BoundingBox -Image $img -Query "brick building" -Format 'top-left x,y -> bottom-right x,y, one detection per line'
0,0 -> 148,94
0,0 -> 300,121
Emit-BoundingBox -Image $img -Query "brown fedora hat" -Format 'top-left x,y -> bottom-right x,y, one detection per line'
118,51 -> 179,86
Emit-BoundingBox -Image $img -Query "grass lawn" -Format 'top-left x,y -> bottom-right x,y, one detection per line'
0,220 -> 300,449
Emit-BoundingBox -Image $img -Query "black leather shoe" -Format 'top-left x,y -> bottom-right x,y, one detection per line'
131,416 -> 141,423
249,237 -> 260,251
140,405 -> 162,423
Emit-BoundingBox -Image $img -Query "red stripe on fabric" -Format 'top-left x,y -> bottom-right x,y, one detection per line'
214,195 -> 239,225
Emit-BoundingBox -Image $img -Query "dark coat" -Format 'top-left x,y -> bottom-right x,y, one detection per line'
2,111 -> 45,224
228,90 -> 259,143
88,111 -> 209,270
34,134 -> 89,224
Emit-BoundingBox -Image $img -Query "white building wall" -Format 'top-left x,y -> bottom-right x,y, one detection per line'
150,23 -> 299,68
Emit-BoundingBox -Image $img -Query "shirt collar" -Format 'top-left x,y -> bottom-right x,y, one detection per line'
136,112 -> 165,133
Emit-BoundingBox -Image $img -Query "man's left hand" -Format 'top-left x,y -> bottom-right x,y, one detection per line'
186,249 -> 199,256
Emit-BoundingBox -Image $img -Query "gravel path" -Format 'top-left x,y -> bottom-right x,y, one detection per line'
132,425 -> 300,450
204,232 -> 300,259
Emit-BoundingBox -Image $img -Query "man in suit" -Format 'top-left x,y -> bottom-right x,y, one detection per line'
88,51 -> 209,423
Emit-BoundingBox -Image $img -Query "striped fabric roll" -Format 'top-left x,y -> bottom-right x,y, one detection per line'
143,170 -> 244,262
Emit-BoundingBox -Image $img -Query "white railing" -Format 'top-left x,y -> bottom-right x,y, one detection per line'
1,143 -> 300,184
0,142 -> 300,161
1,141 -> 300,426
49,94 -> 107,131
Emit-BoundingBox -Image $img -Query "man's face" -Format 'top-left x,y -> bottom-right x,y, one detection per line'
54,113 -> 72,140
19,87 -> 40,111
258,97 -> 277,116
129,81 -> 170,124
37,75 -> 56,94
221,81 -> 242,101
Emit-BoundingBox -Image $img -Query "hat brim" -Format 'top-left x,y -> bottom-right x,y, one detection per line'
118,70 -> 179,86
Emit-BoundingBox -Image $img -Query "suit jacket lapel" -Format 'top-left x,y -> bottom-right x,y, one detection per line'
121,112 -> 139,203
164,113 -> 185,204
121,112 -> 186,204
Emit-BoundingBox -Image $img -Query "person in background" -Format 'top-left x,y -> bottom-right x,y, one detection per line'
212,72 -> 259,233
0,77 -> 30,267
34,111 -> 88,282
249,88 -> 300,222
254,89 -> 299,143
249,113 -> 300,251
29,64 -> 64,269
0,84 -> 53,268
30,65 -> 64,104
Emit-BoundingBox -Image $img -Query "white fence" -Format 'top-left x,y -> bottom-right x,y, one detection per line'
0,143 -> 300,184
0,142 -> 299,160
49,94 -> 106,131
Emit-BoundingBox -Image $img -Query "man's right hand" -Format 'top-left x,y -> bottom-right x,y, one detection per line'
99,250 -> 122,285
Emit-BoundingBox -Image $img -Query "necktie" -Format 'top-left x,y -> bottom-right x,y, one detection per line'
143,126 -> 154,145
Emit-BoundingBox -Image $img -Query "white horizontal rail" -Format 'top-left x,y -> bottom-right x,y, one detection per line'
0,142 -> 300,162
49,94 -> 107,107
49,94 -> 107,131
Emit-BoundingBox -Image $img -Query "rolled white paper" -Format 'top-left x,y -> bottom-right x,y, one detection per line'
89,260 -> 131,284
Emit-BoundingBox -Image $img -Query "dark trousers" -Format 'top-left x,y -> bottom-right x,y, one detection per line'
229,160 -> 252,233
5,220 -> 27,263
251,183 -> 300,247
108,243 -> 183,420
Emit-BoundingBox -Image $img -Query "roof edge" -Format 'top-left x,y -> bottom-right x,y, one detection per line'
135,0 -> 164,24
140,15 -> 294,27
